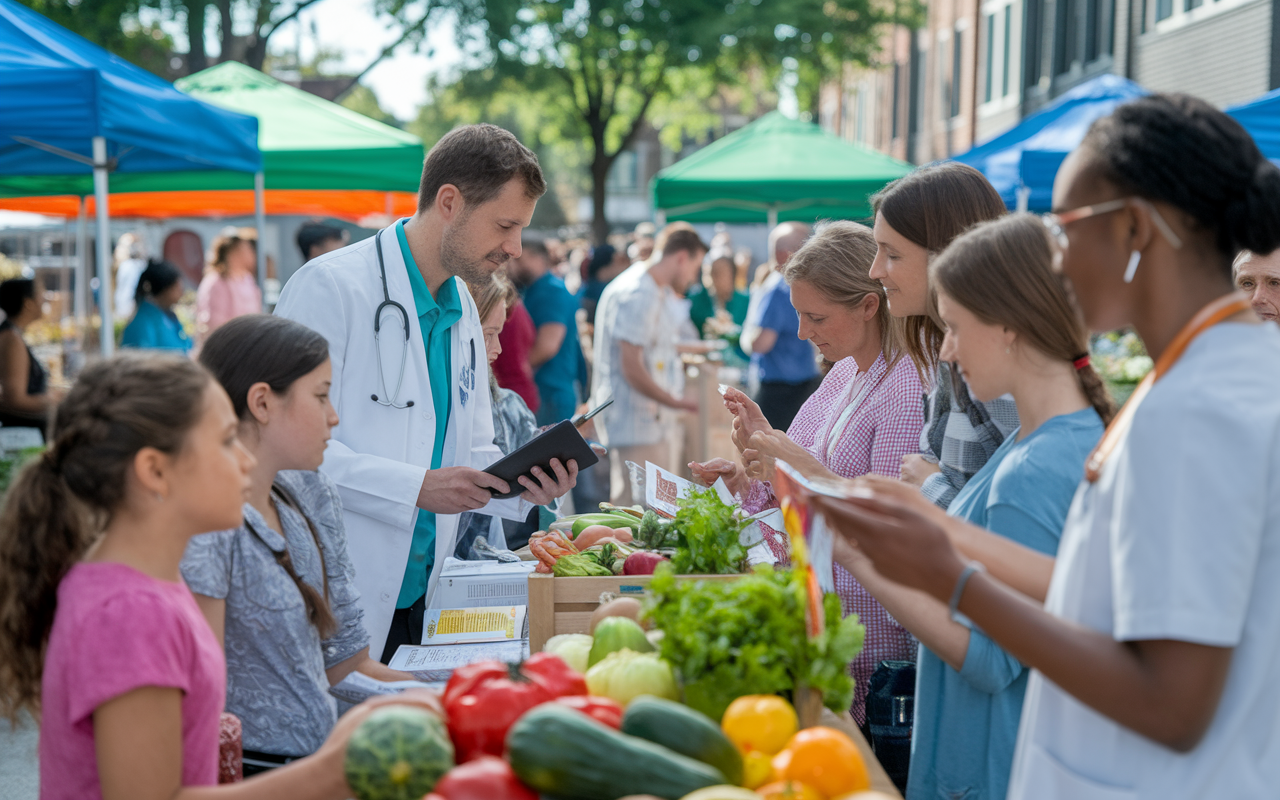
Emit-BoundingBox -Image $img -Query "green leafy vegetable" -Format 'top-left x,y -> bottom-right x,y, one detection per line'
667,488 -> 748,575
644,563 -> 865,721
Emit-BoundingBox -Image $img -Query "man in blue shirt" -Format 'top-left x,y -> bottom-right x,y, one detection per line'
510,238 -> 581,425
741,223 -> 819,430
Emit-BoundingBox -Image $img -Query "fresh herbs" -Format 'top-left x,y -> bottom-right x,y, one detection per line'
667,488 -> 749,575
644,564 -> 865,721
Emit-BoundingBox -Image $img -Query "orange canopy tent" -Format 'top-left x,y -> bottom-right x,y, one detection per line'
0,189 -> 418,222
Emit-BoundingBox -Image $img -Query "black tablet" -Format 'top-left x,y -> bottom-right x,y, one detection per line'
483,420 -> 600,500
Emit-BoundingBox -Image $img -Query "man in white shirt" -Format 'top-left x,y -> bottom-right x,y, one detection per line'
590,223 -> 707,504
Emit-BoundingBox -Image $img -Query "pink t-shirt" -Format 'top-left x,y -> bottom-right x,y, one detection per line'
40,562 -> 226,800
196,270 -> 262,342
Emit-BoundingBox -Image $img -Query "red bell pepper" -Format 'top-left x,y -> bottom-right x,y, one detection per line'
432,756 -> 538,800
443,653 -> 586,762
520,652 -> 587,698
554,695 -> 624,729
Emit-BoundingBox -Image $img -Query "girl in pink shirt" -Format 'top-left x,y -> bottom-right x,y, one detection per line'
197,229 -> 263,346
0,354 -> 439,800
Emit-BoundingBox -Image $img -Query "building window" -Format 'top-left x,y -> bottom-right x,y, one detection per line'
1156,0 -> 1174,20
1002,3 -> 1013,96
951,28 -> 964,117
1184,0 -> 1203,9
985,13 -> 996,103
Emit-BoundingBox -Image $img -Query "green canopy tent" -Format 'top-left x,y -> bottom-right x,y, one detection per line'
651,112 -> 914,227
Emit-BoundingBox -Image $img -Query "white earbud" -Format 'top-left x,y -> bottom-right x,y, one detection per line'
1123,251 -> 1141,284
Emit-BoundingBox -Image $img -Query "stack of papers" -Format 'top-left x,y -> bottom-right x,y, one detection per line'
388,640 -> 529,682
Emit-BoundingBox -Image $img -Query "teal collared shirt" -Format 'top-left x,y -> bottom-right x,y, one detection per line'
394,220 -> 463,608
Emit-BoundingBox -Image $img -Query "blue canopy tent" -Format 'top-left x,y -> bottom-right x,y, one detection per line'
0,0 -> 261,354
953,75 -> 1148,212
1227,88 -> 1280,165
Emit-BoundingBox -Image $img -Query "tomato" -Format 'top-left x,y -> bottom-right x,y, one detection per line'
720,695 -> 798,756
771,726 -> 870,798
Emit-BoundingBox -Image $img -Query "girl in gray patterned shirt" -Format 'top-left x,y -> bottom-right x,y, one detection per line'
181,315 -> 424,771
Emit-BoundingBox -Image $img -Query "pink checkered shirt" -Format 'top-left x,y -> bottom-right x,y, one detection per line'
744,352 -> 925,725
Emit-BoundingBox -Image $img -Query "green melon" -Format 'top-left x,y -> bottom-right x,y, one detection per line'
344,706 -> 454,800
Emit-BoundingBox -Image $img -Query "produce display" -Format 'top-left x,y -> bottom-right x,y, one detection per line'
644,564 -> 865,722
345,706 -> 454,800
348,478 -> 885,800
528,490 -> 752,576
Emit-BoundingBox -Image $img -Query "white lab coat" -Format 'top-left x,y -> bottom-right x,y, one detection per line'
275,228 -> 532,657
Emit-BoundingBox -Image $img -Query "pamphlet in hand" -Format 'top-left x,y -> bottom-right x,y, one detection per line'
644,461 -> 735,518
388,640 -> 528,682
328,671 -> 434,705
772,461 -> 839,595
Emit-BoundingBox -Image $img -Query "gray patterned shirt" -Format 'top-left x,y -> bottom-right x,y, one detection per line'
180,470 -> 368,757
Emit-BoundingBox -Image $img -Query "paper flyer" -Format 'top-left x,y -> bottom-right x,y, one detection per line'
644,461 -> 735,518
422,605 -> 526,645
388,640 -> 528,682
328,672 -> 434,705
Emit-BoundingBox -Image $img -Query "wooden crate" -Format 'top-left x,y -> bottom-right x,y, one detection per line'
527,572 -> 740,653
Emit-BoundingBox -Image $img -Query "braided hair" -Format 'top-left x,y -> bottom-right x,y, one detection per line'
0,354 -> 211,720
1081,94 -> 1280,268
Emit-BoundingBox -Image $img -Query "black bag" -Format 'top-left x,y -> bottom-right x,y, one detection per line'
864,659 -> 916,793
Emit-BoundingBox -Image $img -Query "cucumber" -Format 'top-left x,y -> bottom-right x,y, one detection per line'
622,696 -> 744,786
507,704 -> 725,800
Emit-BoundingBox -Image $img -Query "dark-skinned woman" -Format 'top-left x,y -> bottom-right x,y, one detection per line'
0,279 -> 61,435
815,94 -> 1280,799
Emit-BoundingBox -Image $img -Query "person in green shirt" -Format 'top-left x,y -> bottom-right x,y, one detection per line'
688,247 -> 751,357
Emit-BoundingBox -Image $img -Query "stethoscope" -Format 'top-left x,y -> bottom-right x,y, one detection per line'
372,229 -> 414,409
370,227 -> 478,410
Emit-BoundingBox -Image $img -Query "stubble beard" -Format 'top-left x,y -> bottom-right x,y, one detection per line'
441,222 -> 510,286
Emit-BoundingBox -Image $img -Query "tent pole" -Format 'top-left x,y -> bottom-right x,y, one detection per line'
1016,185 -> 1031,213
93,137 -> 114,358
254,171 -> 267,310
655,210 -> 666,227
76,197 -> 87,329
767,208 -> 779,230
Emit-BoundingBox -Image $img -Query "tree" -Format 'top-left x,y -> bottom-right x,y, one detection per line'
400,0 -> 901,242
18,0 -> 181,77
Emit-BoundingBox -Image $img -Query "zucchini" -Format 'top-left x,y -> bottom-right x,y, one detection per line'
507,704 -> 725,800
622,696 -> 744,786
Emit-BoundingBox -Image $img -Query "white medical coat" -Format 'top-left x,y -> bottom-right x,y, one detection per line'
275,229 -> 532,657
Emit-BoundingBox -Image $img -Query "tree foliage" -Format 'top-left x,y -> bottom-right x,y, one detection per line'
403,0 -> 909,239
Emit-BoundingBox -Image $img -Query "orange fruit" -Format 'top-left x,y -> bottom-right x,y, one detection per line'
755,780 -> 824,800
771,726 -> 870,798
740,748 -> 775,790
721,695 -> 799,756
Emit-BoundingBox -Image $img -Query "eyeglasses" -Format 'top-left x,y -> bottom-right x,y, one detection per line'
1042,197 -> 1184,269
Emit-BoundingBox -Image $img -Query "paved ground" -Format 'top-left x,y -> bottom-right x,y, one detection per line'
0,711 -> 38,800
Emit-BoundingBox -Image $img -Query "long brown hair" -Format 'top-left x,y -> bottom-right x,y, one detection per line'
871,162 -> 1007,377
781,220 -> 906,371
208,227 -> 256,277
199,315 -> 338,638
0,355 -> 212,720
930,214 -> 1116,425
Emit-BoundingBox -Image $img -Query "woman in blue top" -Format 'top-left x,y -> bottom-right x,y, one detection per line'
120,259 -> 192,353
832,213 -> 1115,800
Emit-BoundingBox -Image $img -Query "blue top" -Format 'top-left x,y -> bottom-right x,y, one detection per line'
523,272 -> 581,425
393,220 -> 462,608
907,406 -> 1104,800
120,299 -> 192,353
753,280 -> 817,384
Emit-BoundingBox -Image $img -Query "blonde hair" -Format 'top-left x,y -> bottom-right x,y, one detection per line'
208,227 -> 257,276
468,271 -> 518,324
781,220 -> 905,371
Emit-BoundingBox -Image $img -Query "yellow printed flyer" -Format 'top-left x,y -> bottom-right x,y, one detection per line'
421,605 -> 526,645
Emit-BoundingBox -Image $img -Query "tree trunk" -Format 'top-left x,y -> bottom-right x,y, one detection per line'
590,125 -> 611,245
185,1 -> 208,73
217,0 -> 234,63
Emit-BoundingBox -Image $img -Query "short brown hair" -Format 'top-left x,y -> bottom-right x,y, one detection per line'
871,162 -> 1006,376
467,271 -> 518,324
783,221 -> 905,371
654,222 -> 707,260
418,124 -> 546,212
931,213 -> 1115,425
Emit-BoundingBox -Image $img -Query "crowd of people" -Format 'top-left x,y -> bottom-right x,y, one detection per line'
0,92 -> 1276,800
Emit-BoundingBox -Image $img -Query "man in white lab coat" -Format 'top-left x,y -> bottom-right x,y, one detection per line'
275,125 -> 577,661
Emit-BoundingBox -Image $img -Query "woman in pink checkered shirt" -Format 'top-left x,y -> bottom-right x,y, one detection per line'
691,220 -> 924,725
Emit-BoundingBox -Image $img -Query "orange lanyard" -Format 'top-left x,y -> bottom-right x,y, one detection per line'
1085,292 -> 1253,482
